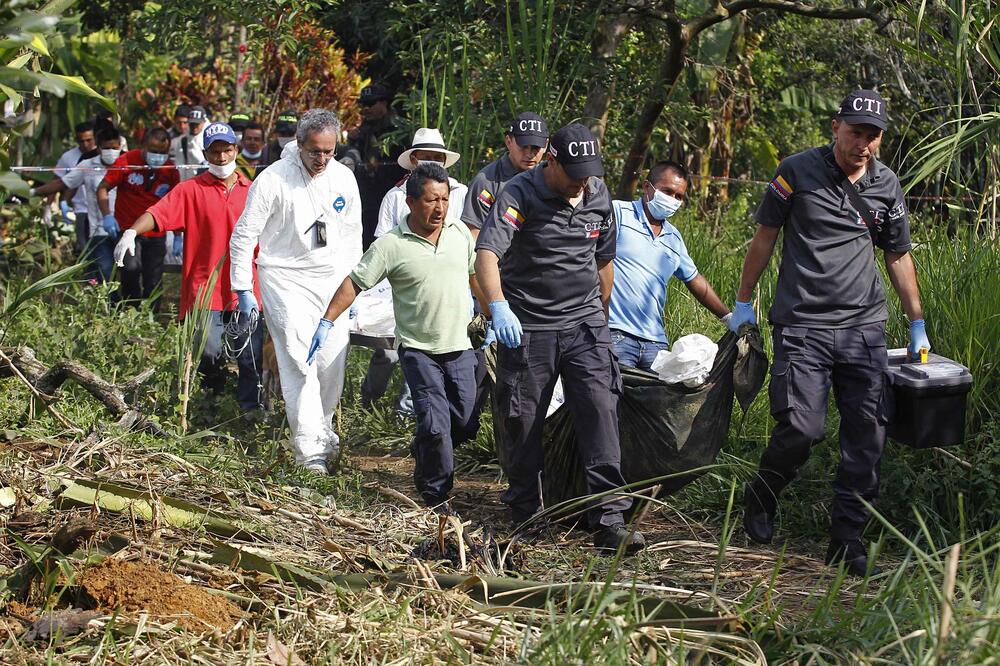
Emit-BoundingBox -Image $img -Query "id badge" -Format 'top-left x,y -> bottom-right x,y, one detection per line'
314,219 -> 327,247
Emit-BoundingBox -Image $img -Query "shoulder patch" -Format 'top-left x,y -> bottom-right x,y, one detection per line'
501,206 -> 524,229
477,189 -> 494,208
333,195 -> 346,212
768,174 -> 792,201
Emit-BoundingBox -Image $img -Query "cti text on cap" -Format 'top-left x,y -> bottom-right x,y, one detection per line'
507,112 -> 548,147
548,122 -> 604,179
837,89 -> 888,131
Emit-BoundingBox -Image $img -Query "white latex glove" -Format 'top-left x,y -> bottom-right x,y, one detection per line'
114,229 -> 138,266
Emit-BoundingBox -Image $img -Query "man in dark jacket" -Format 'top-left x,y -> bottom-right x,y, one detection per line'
342,83 -> 407,249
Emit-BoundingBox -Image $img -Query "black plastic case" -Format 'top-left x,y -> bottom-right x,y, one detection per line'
887,349 -> 973,449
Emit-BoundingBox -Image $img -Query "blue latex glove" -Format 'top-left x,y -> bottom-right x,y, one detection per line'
307,318 -> 335,365
59,201 -> 72,222
481,322 -> 497,350
172,234 -> 183,258
348,304 -> 358,320
727,301 -> 756,333
102,213 -> 120,237
908,319 -> 931,359
236,290 -> 259,318
489,300 -> 522,348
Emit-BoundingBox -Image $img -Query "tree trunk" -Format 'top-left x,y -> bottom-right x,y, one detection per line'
615,33 -> 689,199
581,12 -> 637,141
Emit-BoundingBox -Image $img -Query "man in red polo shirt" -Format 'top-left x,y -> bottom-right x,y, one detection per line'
97,127 -> 179,311
113,122 -> 262,412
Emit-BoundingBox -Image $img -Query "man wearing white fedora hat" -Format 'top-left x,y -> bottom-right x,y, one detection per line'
362,128 -> 470,415
373,128 -> 468,238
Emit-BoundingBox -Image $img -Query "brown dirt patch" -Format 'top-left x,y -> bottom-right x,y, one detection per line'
80,558 -> 241,632
4,600 -> 37,621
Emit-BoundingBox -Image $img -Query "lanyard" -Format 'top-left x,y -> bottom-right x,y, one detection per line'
297,158 -> 330,223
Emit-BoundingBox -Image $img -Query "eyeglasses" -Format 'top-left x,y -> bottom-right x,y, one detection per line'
303,148 -> 336,159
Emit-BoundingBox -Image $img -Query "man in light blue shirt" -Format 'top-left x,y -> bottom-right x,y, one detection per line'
609,161 -> 731,370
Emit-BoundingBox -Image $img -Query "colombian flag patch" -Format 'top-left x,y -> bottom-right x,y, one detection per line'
477,189 -> 494,207
502,206 -> 525,229
769,174 -> 792,201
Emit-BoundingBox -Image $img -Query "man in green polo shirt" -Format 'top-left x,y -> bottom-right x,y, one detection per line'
307,163 -> 485,511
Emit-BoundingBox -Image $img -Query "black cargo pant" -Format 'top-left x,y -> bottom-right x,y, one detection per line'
399,347 -> 478,504
495,322 -> 632,528
750,323 -> 892,541
74,213 -> 90,255
119,235 -> 166,312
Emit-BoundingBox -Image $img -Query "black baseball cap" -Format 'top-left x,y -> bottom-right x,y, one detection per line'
189,105 -> 207,124
837,89 -> 888,131
359,83 -> 392,105
275,109 -> 298,134
506,112 -> 548,147
174,104 -> 191,118
228,112 -> 251,132
548,123 -> 604,179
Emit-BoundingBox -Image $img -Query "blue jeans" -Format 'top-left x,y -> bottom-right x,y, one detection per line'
610,329 -> 669,371
195,310 -> 264,411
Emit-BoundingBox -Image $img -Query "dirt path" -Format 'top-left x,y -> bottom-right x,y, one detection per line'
347,448 -> 872,617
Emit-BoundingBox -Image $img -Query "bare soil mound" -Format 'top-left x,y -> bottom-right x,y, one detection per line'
80,559 -> 241,632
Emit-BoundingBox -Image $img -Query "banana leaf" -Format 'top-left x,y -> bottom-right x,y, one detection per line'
59,479 -> 261,540
210,541 -> 737,630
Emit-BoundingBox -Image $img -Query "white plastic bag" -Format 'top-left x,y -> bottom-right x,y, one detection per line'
351,279 -> 396,338
650,333 -> 718,387
546,378 -> 565,417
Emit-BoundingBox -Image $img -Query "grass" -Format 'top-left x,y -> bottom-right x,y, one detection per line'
0,210 -> 998,663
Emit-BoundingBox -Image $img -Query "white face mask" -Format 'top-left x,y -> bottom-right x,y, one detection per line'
645,185 -> 683,220
277,136 -> 294,148
100,149 -> 120,166
207,160 -> 238,179
416,159 -> 445,168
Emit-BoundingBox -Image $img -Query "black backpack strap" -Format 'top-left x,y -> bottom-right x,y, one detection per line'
839,174 -> 878,244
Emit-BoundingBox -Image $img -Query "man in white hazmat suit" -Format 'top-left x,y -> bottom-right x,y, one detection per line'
229,109 -> 362,474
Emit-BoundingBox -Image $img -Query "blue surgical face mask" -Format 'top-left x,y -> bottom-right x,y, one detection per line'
242,148 -> 262,160
146,151 -> 168,168
645,183 -> 683,220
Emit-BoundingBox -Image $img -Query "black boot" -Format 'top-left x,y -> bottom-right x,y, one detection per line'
422,494 -> 457,517
593,525 -> 646,554
743,483 -> 775,544
825,539 -> 882,577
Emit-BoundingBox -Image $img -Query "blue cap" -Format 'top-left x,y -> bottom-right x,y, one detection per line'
202,122 -> 238,147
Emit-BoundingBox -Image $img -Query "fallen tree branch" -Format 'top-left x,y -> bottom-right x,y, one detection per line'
0,348 -> 80,433
0,346 -> 165,436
